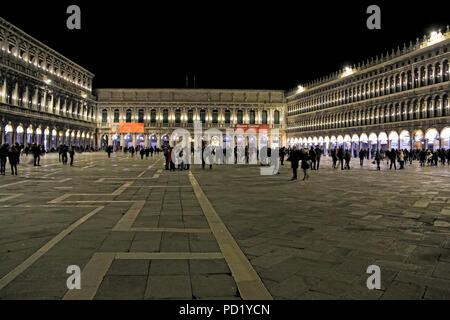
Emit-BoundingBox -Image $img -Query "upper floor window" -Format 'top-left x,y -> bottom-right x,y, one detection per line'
225,110 -> 231,124
237,110 -> 243,124
175,109 -> 181,124
151,109 -> 157,123
101,109 -> 108,123
262,110 -> 268,124
163,109 -> 169,124
212,110 -> 218,124
126,109 -> 132,123
114,109 -> 119,123
138,109 -> 144,123
274,110 -> 280,125
200,110 -> 206,123
188,110 -> 193,123
249,110 -> 255,124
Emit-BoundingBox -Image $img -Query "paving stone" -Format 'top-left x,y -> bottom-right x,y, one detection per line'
149,260 -> 189,275
145,275 -> 192,299
95,275 -> 147,300
191,274 -> 238,298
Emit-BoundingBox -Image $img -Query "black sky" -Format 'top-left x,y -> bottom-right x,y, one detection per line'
1,1 -> 448,91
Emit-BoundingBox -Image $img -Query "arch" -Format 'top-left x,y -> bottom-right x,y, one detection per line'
368,133 -> 377,143
352,134 -> 359,142
425,128 -> 439,150
441,127 -> 450,150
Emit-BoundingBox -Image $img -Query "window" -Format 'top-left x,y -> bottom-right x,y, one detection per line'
225,110 -> 231,124
151,109 -> 156,123
163,109 -> 169,124
237,110 -> 243,124
138,109 -> 144,123
274,110 -> 280,125
175,109 -> 181,124
102,109 -> 108,123
188,110 -> 193,123
250,110 -> 255,124
262,110 -> 268,124
212,110 -> 218,124
114,109 -> 119,123
126,109 -> 132,123
200,110 -> 206,123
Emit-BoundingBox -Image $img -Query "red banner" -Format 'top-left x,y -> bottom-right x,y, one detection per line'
235,124 -> 270,134
112,123 -> 144,133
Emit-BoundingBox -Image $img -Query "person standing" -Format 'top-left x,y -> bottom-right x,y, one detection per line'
32,143 -> 40,166
150,146 -> 154,157
344,149 -> 351,170
279,147 -> 285,166
140,148 -> 145,160
398,150 -> 405,170
107,145 -> 112,158
315,146 -> 322,170
8,145 -> 19,176
375,150 -> 382,170
337,147 -> 344,170
287,145 -> 300,181
309,147 -> 316,170
0,144 -> 8,175
331,148 -> 337,169
69,147 -> 75,166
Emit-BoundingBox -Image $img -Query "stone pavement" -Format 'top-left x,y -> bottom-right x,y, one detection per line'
0,152 -> 449,300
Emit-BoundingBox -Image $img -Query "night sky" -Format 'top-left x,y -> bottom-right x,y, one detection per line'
1,1 -> 448,91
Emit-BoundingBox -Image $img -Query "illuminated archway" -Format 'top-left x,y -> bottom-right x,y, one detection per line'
399,130 -> 410,150
425,128 -> 439,151
413,130 -> 424,150
388,131 -> 399,150
441,127 -> 450,150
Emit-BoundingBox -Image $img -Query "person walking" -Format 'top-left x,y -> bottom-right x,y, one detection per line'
8,145 -> 19,176
344,149 -> 351,170
287,145 -> 300,181
140,148 -> 145,160
301,149 -> 310,181
145,147 -> 150,159
359,149 -> 365,167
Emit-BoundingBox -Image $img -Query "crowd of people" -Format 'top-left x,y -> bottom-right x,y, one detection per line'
284,145 -> 450,181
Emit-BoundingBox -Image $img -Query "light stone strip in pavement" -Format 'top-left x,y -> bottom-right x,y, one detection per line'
63,253 -> 116,301
0,194 -> 23,202
0,206 -> 105,292
112,201 -> 146,231
115,252 -> 224,260
111,181 -> 134,196
129,227 -> 212,233
0,181 -> 28,189
63,252 -> 225,300
188,172 -> 273,300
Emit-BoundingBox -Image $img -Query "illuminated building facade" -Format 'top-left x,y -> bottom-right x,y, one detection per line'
0,17 -> 97,149
286,27 -> 450,157
96,88 -> 285,149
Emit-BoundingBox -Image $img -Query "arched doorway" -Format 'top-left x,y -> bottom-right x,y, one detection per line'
27,127 -> 33,145
425,128 -> 439,151
137,135 -> 145,149
441,127 -> 450,150
351,134 -> 359,158
161,135 -> 170,148
399,131 -> 410,150
4,125 -> 13,145
388,131 -> 399,150
16,126 -> 24,144
125,134 -> 133,148
44,128 -> 50,151
368,133 -> 378,158
378,132 -> 388,152
149,135 -> 157,148
36,128 -> 42,145
101,135 -> 109,150
413,130 -> 424,150
113,134 -> 120,151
